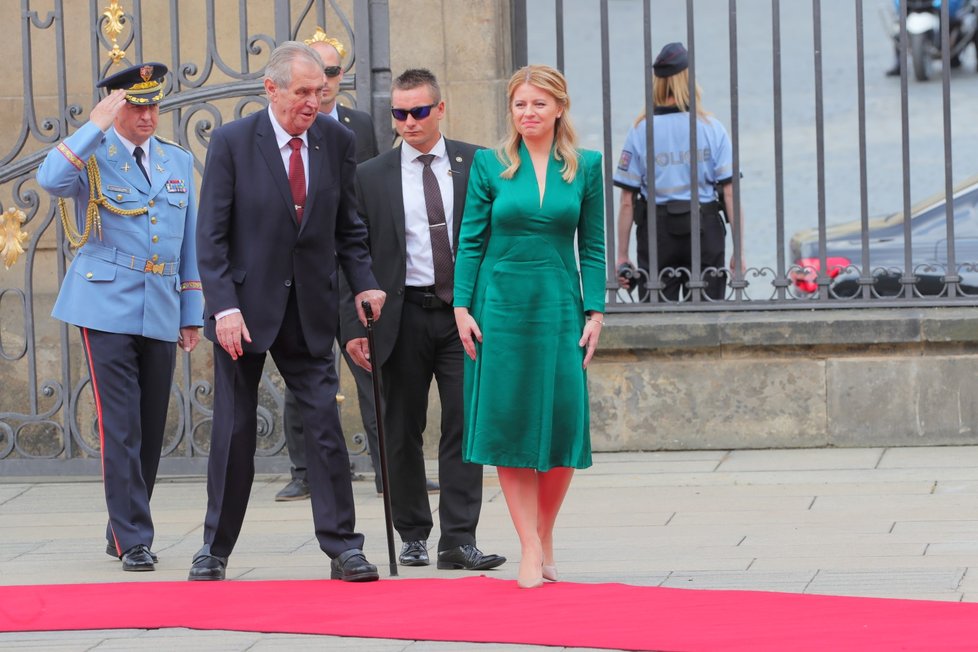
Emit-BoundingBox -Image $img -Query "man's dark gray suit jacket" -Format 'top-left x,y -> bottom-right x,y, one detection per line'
339,139 -> 481,367
196,109 -> 378,358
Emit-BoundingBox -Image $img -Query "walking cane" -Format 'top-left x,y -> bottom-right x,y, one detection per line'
361,300 -> 398,577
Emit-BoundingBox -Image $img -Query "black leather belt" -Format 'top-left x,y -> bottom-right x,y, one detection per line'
404,286 -> 452,309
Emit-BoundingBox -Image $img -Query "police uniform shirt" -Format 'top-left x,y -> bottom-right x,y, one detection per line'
613,108 -> 733,204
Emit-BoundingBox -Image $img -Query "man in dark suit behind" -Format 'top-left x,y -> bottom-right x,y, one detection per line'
341,69 -> 504,572
192,41 -> 386,582
274,28 -> 391,502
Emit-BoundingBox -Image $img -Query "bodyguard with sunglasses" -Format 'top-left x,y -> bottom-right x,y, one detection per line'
340,69 -> 506,573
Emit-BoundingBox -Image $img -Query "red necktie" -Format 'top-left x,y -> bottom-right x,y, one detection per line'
288,137 -> 305,224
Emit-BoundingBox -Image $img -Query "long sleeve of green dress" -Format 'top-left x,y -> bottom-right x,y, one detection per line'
454,145 -> 605,471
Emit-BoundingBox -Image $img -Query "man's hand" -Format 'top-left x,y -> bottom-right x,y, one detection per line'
454,307 -> 482,361
178,326 -> 201,353
90,89 -> 128,132
345,337 -> 372,372
215,312 -> 251,360
355,289 -> 386,326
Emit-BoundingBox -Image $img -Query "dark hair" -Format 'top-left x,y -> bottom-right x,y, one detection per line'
391,68 -> 441,103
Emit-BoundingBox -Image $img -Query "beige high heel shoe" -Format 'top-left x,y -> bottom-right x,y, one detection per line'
542,564 -> 558,582
517,575 -> 544,589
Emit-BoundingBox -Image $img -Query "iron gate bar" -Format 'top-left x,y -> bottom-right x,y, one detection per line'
600,0 -> 615,295
813,0 -> 828,301
685,0 -> 703,303
727,0 -> 745,300
856,0 -> 872,301
771,0 -> 787,301
0,0 -> 386,475
898,0 -> 915,298
940,0 -> 959,297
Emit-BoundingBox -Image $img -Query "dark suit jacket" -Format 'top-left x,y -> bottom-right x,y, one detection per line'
339,138 -> 481,367
336,104 -> 380,163
197,109 -> 378,358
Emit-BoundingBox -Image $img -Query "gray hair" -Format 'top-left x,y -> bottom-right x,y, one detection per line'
264,41 -> 324,87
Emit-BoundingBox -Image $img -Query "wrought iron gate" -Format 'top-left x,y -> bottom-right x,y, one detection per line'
0,0 -> 390,475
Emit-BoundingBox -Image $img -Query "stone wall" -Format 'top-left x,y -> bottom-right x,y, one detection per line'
590,307 -> 978,450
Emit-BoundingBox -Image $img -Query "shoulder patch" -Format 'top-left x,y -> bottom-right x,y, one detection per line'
617,150 -> 632,171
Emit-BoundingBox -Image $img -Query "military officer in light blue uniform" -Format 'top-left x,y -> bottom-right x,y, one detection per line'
36,62 -> 203,572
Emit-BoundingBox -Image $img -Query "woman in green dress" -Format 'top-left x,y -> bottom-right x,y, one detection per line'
453,65 -> 606,589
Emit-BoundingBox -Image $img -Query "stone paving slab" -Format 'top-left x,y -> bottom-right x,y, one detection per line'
878,446 -> 978,468
661,570 -> 817,592
3,446 -> 978,650
716,448 -> 885,471
805,568 -> 966,599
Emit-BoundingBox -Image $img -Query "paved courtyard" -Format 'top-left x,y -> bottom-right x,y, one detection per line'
3,446 -> 978,649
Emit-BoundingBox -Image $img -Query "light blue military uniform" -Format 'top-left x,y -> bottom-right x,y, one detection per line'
36,62 -> 203,565
38,120 -> 203,340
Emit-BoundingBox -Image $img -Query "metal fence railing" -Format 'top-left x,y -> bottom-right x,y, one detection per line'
0,0 -> 385,474
513,0 -> 978,311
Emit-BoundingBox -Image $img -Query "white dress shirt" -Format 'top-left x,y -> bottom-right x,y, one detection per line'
266,105 -> 309,194
401,136 -> 454,287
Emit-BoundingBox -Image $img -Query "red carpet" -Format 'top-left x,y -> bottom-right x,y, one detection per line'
2,576 -> 978,650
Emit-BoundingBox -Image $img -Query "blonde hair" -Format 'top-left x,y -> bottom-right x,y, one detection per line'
634,69 -> 711,126
497,64 -> 579,183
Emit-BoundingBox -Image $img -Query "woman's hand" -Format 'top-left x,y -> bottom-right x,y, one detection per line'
579,312 -> 603,368
455,307 -> 482,360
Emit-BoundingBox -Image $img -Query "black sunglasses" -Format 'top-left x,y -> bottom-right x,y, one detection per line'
391,104 -> 435,121
324,66 -> 342,78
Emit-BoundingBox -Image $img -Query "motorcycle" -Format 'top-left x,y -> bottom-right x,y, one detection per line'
884,0 -> 978,81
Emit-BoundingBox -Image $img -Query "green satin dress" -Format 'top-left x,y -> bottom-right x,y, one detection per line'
453,144 -> 606,471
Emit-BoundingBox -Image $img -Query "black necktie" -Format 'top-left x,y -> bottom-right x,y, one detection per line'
133,146 -> 150,183
416,154 -> 454,304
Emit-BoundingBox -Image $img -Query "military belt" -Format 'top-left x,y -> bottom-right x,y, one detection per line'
83,243 -> 179,276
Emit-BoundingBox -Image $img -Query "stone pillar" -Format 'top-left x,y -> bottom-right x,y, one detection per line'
388,0 -> 512,149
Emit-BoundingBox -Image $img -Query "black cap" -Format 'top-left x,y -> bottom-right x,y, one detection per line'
97,63 -> 168,105
652,42 -> 688,77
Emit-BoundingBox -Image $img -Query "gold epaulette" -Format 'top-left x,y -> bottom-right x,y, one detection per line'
154,135 -> 189,153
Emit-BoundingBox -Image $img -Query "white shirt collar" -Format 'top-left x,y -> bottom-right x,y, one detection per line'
400,135 -> 447,165
325,104 -> 339,122
267,105 -> 308,149
114,132 -> 147,157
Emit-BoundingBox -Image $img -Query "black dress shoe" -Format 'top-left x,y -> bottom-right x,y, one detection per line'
188,553 -> 227,581
330,548 -> 379,582
398,540 -> 430,566
121,544 -> 155,572
106,542 -> 158,563
275,478 -> 310,501
437,544 -> 506,571
425,478 -> 440,494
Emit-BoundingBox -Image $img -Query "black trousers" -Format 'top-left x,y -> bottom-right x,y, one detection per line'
202,289 -> 363,559
282,346 -> 382,491
636,204 -> 727,302
380,301 -> 482,551
80,328 -> 175,556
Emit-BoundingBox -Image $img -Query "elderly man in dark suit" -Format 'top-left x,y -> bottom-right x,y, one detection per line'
341,69 -> 504,572
273,28 -> 390,503
192,41 -> 385,582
